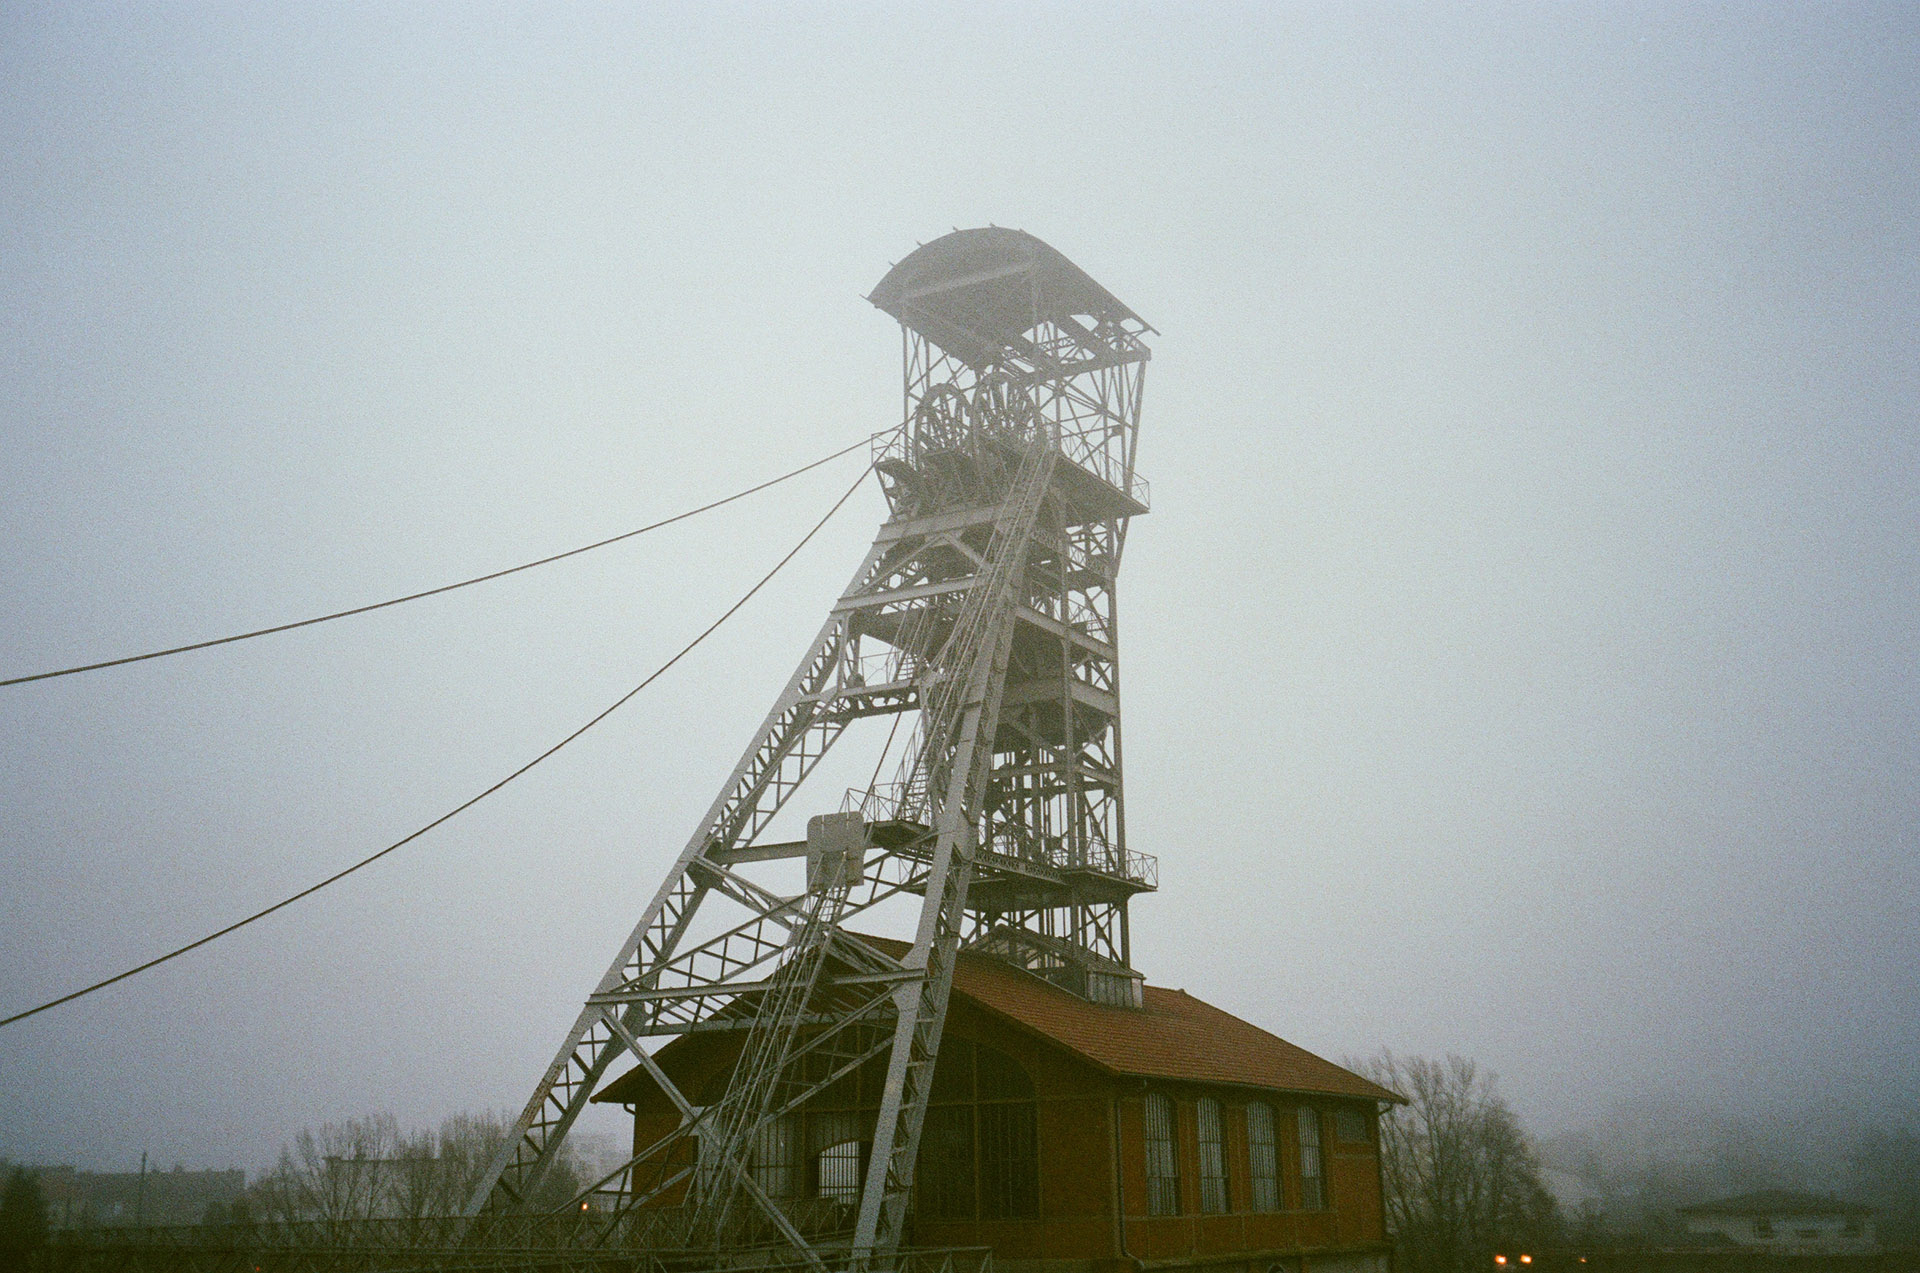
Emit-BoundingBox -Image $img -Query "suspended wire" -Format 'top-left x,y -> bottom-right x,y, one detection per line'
1,432 -> 880,689
0,460 -> 875,1031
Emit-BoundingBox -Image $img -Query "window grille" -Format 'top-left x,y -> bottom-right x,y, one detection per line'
752,1115 -> 801,1200
1296,1106 -> 1324,1210
914,1039 -> 1037,1221
817,1139 -> 863,1203
1145,1092 -> 1180,1216
810,1108 -> 864,1203
1247,1102 -> 1279,1212
1334,1108 -> 1370,1143
1197,1099 -> 1228,1214
918,1104 -> 975,1219
979,1100 -> 1039,1218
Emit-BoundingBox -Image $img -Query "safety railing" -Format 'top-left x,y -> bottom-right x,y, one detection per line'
980,828 -> 1158,892
1056,431 -> 1150,510
841,783 -> 1154,892
843,647 -> 917,691
871,412 -> 1147,513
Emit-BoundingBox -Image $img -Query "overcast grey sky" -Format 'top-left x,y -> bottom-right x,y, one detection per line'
2,3 -> 1915,1174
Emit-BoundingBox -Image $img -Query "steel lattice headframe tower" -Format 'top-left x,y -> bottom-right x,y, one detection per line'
466,229 -> 1154,1269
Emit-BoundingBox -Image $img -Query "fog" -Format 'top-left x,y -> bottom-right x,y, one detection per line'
2,4 -> 1914,1176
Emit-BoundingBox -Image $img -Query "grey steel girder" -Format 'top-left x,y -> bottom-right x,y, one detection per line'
470,230 -> 1152,1273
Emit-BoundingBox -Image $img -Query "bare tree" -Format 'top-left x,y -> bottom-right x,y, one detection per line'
1356,1051 -> 1559,1272
388,1128 -> 444,1222
247,1113 -> 404,1224
394,1112 -> 517,1218
245,1110 -> 573,1224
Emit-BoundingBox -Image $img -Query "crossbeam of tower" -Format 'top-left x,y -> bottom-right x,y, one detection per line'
464,229 -> 1154,1271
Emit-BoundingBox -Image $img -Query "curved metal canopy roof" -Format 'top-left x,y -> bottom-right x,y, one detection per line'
868,227 -> 1148,368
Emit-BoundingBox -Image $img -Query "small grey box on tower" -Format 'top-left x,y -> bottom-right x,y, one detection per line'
805,812 -> 868,894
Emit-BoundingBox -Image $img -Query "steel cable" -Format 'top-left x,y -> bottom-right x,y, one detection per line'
0,460 -> 875,1030
1,433 -> 877,688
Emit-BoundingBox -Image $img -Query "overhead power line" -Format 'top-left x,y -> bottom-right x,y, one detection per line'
0,432 -> 879,688
0,460 -> 874,1030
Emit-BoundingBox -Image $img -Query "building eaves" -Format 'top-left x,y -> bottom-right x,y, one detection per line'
941,947 -> 1404,1106
1678,1190 -> 1875,1217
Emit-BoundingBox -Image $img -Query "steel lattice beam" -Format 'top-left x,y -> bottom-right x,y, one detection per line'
467,229 -> 1153,1273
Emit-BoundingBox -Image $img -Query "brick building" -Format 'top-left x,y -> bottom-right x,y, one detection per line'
597,944 -> 1401,1273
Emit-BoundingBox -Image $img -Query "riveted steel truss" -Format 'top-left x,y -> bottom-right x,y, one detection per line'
466,230 -> 1152,1273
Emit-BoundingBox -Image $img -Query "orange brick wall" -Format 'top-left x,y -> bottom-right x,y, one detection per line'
609,1000 -> 1388,1269
909,997 -> 1115,1260
1110,1093 -> 1384,1263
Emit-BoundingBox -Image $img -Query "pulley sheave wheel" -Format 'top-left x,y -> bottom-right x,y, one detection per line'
913,383 -> 970,453
971,371 -> 1037,441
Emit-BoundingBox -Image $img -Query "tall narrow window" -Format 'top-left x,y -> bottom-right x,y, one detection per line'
812,1109 -> 865,1203
1247,1102 -> 1279,1212
1296,1106 -> 1324,1210
817,1139 -> 864,1203
1196,1099 -> 1228,1214
976,1044 -> 1038,1220
913,1038 -> 1036,1221
1145,1093 -> 1180,1216
979,1100 -> 1039,1219
752,1115 -> 801,1199
918,1103 -> 976,1219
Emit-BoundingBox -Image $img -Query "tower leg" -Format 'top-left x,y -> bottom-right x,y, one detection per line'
465,537 -> 893,1216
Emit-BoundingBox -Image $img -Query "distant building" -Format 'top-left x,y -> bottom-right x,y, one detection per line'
1677,1190 -> 1876,1253
25,1163 -> 245,1229
597,944 -> 1404,1273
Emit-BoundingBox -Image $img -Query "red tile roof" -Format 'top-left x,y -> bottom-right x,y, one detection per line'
942,948 -> 1403,1104
594,943 -> 1402,1107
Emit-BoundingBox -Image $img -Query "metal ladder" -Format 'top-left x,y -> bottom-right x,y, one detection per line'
696,431 -> 1061,1264
847,431 -> 1060,1265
